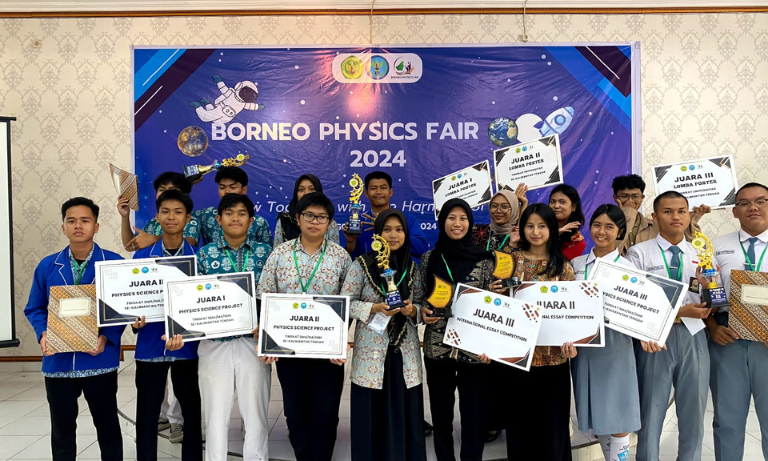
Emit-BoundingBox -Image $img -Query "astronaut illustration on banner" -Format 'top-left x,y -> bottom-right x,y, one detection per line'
189,74 -> 265,124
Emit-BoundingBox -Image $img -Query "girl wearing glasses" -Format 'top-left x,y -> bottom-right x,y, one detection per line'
274,174 -> 340,247
341,209 -> 427,461
471,185 -> 528,255
570,205 -> 640,461
549,184 -> 586,260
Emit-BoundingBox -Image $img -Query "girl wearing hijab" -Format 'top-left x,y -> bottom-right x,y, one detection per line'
496,203 -> 577,461
472,185 -> 528,254
570,205 -> 639,461
420,198 -> 495,461
342,209 -> 426,461
274,174 -> 339,246
549,184 -> 586,260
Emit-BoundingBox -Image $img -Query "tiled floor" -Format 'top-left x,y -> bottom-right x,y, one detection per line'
0,356 -> 763,461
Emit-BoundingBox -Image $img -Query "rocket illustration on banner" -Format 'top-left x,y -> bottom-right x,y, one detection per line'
515,107 -> 575,143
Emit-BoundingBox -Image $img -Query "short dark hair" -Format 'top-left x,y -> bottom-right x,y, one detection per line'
218,193 -> 255,218
518,203 -> 567,278
215,167 -> 248,187
364,171 -> 392,189
61,197 -> 99,221
153,172 -> 191,194
156,190 -> 194,214
295,192 -> 334,220
653,190 -> 689,213
736,182 -> 768,200
612,174 -> 646,195
590,204 -> 628,240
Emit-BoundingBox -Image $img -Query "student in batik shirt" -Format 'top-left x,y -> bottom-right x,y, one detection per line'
118,171 -> 197,252
25,198 -> 125,461
131,190 -> 202,461
187,167 -> 271,247
195,194 -> 272,461
256,193 -> 352,461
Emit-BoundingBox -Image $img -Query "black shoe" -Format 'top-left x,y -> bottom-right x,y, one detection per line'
424,421 -> 433,436
484,430 -> 501,443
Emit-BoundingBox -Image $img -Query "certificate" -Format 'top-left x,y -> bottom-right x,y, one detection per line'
494,134 -> 563,192
46,284 -> 98,353
165,273 -> 257,342
96,256 -> 196,327
258,294 -> 349,359
432,160 -> 493,219
443,284 -> 541,371
728,270 -> 768,342
652,155 -> 738,209
513,281 -> 604,347
588,260 -> 686,344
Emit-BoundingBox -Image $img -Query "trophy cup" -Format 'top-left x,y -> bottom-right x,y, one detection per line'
492,251 -> 520,289
371,235 -> 406,310
426,275 -> 454,318
183,154 -> 250,182
692,231 -> 729,309
347,173 -> 364,235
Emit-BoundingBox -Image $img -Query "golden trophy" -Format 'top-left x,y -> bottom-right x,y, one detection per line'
492,251 -> 520,289
692,231 -> 729,309
371,235 -> 406,310
426,275 -> 454,318
347,173 -> 364,235
183,154 -> 249,182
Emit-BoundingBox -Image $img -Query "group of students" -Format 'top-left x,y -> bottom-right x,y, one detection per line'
23,165 -> 768,461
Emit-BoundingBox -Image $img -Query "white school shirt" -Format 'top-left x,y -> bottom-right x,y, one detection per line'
626,234 -> 704,334
572,248 -> 635,280
713,228 -> 768,313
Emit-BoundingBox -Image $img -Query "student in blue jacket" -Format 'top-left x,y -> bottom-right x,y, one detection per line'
24,197 -> 125,461
131,190 -> 202,461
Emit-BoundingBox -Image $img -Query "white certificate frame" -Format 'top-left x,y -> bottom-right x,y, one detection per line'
258,293 -> 350,360
494,134 -> 563,193
652,155 -> 739,209
165,272 -> 257,342
96,256 -> 196,327
431,160 -> 493,219
589,259 -> 686,344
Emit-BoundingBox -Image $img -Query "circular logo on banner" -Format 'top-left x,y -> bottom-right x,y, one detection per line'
301,303 -> 307,309
141,267 -> 149,274
341,56 -> 364,79
494,298 -> 502,306
484,296 -> 492,304
681,166 -> 688,172
631,277 -> 638,283
540,286 -> 548,294
293,303 -> 299,309
205,283 -> 212,290
132,268 -> 139,275
368,55 -> 389,80
622,274 -> 630,281
551,286 -> 559,293
196,285 -> 204,291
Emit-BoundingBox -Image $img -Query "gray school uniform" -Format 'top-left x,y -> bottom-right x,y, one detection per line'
571,249 -> 642,435
710,229 -> 768,461
627,234 -> 710,461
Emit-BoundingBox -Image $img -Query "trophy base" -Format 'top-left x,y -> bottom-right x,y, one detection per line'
347,220 -> 362,235
183,165 -> 201,178
503,277 -> 522,289
703,287 -> 729,310
386,291 -> 406,310
430,307 -> 452,318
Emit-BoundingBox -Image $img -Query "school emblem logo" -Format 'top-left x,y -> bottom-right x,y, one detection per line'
205,283 -> 212,290
484,296 -> 492,304
293,302 -> 299,309
211,261 -> 220,269
540,286 -> 548,294
341,56 -> 364,79
141,267 -> 149,274
301,303 -> 307,309
196,285 -> 203,291
551,286 -> 559,293
493,298 -> 502,306
132,268 -> 139,274
622,274 -> 629,281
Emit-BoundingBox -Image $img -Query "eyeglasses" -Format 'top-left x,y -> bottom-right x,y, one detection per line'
300,212 -> 330,224
735,199 -> 768,209
489,204 -> 511,211
617,194 -> 644,202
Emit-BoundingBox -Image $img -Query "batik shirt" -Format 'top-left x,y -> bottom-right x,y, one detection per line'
141,218 -> 198,240
196,236 -> 272,341
189,207 -> 271,247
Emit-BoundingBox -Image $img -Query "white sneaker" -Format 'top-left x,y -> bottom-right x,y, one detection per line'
169,423 -> 184,444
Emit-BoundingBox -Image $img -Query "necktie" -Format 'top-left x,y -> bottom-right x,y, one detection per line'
668,246 -> 682,281
746,237 -> 758,271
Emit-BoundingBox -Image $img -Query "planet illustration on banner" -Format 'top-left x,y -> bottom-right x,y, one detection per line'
177,126 -> 209,157
488,117 -> 519,147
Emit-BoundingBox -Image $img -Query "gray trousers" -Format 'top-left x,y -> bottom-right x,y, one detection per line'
635,324 -> 710,461
710,339 -> 768,461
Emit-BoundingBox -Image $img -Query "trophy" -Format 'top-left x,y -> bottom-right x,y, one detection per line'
371,235 -> 406,310
346,173 -> 364,235
492,251 -> 520,289
426,275 -> 454,318
183,154 -> 249,182
692,231 -> 729,309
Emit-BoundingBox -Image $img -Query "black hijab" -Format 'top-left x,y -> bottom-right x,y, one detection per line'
279,174 -> 324,241
426,198 -> 493,293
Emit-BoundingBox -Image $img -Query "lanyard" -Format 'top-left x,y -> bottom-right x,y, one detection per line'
658,244 -> 683,281
225,248 -> 249,272
584,253 -> 620,280
293,239 -> 327,294
440,254 -> 455,284
381,268 -> 409,294
739,233 -> 767,272
72,259 -> 87,285
486,233 -> 510,252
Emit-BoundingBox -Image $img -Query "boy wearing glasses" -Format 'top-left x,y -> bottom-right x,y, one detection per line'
612,174 -> 710,255
256,192 -> 352,461
708,183 -> 768,461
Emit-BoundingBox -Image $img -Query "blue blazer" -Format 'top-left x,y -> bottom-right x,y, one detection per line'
25,243 -> 126,374
133,241 -> 199,361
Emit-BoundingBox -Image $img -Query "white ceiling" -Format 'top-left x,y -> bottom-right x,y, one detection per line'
0,0 -> 764,13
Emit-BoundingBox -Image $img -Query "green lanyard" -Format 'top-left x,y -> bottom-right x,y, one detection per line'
72,259 -> 87,285
583,253 -> 620,280
486,233 -> 510,252
382,268 -> 408,294
225,248 -> 249,272
658,244 -> 683,281
440,254 -> 455,284
739,233 -> 767,272
293,239 -> 327,294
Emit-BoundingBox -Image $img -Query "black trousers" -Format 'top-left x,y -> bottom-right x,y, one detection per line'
501,362 -> 572,461
424,357 -> 488,461
276,358 -> 345,461
135,359 -> 202,461
45,371 -> 122,461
